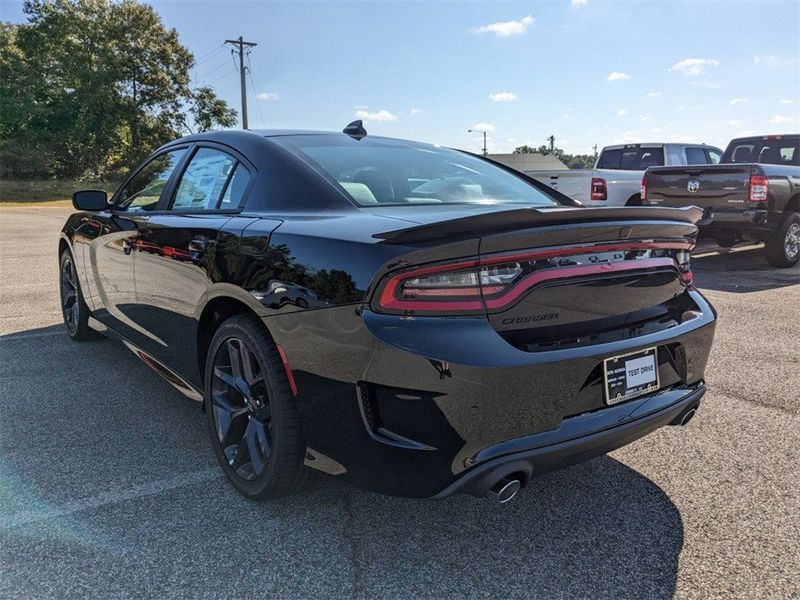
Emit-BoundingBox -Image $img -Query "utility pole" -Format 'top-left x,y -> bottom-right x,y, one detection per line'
468,129 -> 488,157
547,134 -> 555,154
592,144 -> 598,159
225,36 -> 257,129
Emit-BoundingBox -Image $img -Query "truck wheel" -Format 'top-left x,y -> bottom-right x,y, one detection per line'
765,212 -> 800,268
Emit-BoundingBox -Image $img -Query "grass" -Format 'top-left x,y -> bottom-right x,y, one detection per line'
0,179 -> 118,203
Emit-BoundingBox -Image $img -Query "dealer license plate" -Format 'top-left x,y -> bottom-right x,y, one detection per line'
603,347 -> 660,405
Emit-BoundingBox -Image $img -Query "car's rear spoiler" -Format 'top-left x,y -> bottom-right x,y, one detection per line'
373,206 -> 703,244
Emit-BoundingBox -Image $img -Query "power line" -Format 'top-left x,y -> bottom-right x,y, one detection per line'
246,53 -> 265,129
224,36 -> 258,129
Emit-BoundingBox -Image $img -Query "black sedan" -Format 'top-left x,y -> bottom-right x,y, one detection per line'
60,124 -> 716,502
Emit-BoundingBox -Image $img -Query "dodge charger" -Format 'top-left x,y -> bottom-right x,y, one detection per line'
59,123 -> 716,502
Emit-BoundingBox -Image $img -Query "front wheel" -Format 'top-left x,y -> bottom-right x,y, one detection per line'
59,249 -> 94,341
765,212 -> 800,268
204,315 -> 311,500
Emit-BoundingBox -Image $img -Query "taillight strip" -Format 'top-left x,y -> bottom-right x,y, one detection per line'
483,257 -> 677,309
377,242 -> 693,313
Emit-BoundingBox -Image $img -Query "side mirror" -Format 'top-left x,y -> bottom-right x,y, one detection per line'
72,189 -> 108,211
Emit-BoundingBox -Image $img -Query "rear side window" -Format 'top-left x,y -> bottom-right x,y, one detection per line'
685,147 -> 708,165
171,148 -> 250,210
707,149 -> 722,164
597,147 -> 664,170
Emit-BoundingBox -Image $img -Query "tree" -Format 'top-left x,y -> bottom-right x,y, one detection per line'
0,0 -> 237,180
513,143 -> 595,170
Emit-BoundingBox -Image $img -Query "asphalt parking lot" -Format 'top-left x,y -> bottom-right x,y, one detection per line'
1,206 -> 798,599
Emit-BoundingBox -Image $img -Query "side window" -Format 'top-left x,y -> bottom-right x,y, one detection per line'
596,149 -> 621,169
685,147 -> 708,165
706,149 -> 722,164
172,148 -> 238,211
117,149 -> 187,212
220,164 -> 251,209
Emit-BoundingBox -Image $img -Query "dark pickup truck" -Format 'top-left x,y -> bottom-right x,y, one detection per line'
642,134 -> 800,267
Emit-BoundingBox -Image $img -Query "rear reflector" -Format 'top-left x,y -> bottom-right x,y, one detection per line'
590,177 -> 607,201
749,174 -> 769,203
276,345 -> 298,397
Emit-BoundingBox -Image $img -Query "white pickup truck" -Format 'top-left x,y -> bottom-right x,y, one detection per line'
526,143 -> 724,207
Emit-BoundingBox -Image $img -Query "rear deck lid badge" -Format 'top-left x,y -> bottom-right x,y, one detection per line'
687,179 -> 700,193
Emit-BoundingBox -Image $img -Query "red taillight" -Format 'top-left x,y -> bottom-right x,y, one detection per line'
749,174 -> 769,203
590,177 -> 607,201
640,174 -> 647,203
374,242 -> 694,315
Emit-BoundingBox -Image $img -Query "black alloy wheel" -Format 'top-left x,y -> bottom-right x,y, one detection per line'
59,250 -> 93,340
204,315 -> 310,499
211,337 -> 273,481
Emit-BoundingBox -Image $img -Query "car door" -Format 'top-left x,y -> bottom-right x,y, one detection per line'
129,144 -> 256,383
82,147 -> 190,346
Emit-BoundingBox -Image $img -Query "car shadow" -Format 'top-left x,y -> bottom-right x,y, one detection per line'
691,241 -> 800,293
1,325 -> 683,599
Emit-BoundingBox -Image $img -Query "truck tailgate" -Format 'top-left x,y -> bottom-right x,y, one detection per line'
646,164 -> 753,209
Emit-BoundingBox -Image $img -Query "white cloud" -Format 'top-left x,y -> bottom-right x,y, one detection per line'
726,119 -> 742,127
614,131 -> 644,144
471,123 -> 496,132
607,71 -> 631,81
489,92 -> 519,102
771,115 -> 798,124
471,15 -> 534,37
257,92 -> 280,101
354,109 -> 398,123
646,91 -> 662,97
355,104 -> 369,110
571,0 -> 588,8
779,99 -> 796,105
639,115 -> 651,123
669,58 -> 719,76
617,108 -> 629,116
728,98 -> 749,106
754,54 -> 797,67
409,108 -> 423,114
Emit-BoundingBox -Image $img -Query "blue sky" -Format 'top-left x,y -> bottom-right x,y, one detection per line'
2,0 -> 799,154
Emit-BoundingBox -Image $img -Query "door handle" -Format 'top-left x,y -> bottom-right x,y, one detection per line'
188,239 -> 207,253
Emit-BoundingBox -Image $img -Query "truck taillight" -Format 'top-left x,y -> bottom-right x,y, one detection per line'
590,177 -> 607,201
749,174 -> 769,203
640,174 -> 647,203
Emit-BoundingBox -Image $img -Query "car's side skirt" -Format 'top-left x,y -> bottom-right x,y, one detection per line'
89,316 -> 203,402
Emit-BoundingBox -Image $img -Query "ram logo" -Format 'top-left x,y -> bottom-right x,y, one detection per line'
687,179 -> 701,193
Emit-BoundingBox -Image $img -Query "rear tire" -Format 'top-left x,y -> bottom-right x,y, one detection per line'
765,212 -> 800,268
204,315 -> 311,500
59,249 -> 94,341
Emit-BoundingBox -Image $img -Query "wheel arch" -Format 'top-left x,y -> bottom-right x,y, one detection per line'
784,193 -> 800,214
196,294 -> 270,382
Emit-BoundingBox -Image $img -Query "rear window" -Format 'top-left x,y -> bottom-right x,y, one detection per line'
279,137 -> 559,207
723,137 -> 800,166
596,147 -> 664,170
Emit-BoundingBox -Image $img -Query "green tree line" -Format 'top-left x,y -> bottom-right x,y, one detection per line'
513,144 -> 596,169
0,0 -> 236,181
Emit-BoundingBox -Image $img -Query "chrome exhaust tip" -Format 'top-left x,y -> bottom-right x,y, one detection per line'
680,408 -> 697,426
487,478 -> 522,503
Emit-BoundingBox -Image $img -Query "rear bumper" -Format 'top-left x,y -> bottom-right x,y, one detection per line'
267,290 -> 716,498
698,208 -> 774,239
434,383 -> 705,498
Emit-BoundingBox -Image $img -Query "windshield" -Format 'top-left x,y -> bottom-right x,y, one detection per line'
280,136 -> 559,208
